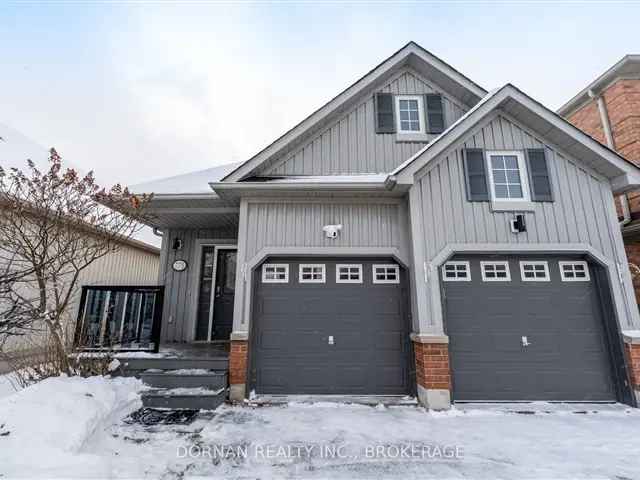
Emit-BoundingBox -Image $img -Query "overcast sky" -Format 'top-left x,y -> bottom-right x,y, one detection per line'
1,2 -> 639,188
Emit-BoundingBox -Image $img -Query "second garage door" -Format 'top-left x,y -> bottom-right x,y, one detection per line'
442,255 -> 616,402
251,258 -> 411,395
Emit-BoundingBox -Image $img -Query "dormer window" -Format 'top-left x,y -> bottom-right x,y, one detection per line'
395,95 -> 425,134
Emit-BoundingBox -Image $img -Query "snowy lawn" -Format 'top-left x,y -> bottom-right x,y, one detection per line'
1,376 -> 640,479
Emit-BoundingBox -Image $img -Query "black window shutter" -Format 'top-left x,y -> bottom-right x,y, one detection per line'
526,148 -> 554,202
425,93 -> 445,134
374,93 -> 395,134
463,148 -> 490,201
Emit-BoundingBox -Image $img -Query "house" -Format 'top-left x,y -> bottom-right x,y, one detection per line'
0,125 -> 161,372
558,56 -> 640,301
127,42 -> 640,409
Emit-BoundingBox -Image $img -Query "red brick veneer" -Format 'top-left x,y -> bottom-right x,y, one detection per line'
229,340 -> 248,386
624,341 -> 640,392
413,341 -> 451,391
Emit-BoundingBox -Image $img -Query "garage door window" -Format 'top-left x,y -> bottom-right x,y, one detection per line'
373,264 -> 400,284
442,261 -> 471,281
299,264 -> 326,283
336,264 -> 363,284
262,264 -> 289,283
559,261 -> 590,282
519,261 -> 550,281
481,261 -> 511,281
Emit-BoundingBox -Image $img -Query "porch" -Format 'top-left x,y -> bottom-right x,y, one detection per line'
74,285 -> 231,410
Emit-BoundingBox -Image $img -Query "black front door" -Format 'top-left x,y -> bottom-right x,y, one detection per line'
195,247 -> 236,341
211,249 -> 236,340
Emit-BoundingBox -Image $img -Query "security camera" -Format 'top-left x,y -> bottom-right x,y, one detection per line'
322,224 -> 342,239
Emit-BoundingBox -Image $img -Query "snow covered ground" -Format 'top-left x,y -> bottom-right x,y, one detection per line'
0,373 -> 20,399
1,376 -> 640,479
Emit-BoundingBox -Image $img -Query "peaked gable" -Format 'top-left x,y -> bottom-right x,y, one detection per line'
222,42 -> 487,182
391,84 -> 640,193
254,68 -> 469,176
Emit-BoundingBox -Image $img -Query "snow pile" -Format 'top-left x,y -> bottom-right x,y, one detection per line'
0,375 -> 143,477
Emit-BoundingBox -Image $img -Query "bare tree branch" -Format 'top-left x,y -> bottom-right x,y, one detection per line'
0,149 -> 152,373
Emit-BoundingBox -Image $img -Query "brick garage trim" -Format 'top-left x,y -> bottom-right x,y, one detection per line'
413,341 -> 451,391
624,341 -> 640,392
229,339 -> 248,386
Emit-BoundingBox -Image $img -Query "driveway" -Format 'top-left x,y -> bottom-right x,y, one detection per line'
88,401 -> 640,479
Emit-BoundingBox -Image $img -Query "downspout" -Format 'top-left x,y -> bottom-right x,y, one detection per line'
589,88 -> 631,227
152,227 -> 163,237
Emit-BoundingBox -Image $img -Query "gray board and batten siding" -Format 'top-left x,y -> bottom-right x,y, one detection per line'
231,198 -> 413,334
255,68 -> 468,177
158,227 -> 238,342
409,111 -> 639,334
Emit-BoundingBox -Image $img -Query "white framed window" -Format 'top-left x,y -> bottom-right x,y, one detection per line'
519,261 -> 550,282
559,261 -> 590,282
262,263 -> 289,283
480,261 -> 511,282
442,261 -> 471,281
395,95 -> 425,134
336,264 -> 363,284
299,264 -> 326,283
373,264 -> 400,284
486,151 -> 530,202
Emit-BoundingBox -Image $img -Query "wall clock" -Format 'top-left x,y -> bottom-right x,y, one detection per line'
172,259 -> 188,272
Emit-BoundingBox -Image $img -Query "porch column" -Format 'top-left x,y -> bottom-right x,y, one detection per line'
411,333 -> 451,410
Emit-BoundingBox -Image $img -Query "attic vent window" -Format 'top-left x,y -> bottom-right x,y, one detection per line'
395,95 -> 425,134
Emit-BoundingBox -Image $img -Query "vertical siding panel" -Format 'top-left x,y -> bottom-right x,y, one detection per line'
255,67 -> 469,176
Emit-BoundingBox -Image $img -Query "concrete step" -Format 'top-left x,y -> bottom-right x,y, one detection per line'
118,357 -> 229,372
140,370 -> 227,390
141,387 -> 227,410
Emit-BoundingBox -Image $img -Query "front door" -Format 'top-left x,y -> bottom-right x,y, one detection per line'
211,249 -> 236,340
194,247 -> 236,341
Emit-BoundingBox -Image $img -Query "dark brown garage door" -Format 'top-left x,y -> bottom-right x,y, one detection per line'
251,258 -> 411,395
442,255 -> 616,402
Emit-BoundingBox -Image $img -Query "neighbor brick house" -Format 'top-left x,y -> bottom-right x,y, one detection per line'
559,55 -> 640,301
82,43 -> 640,410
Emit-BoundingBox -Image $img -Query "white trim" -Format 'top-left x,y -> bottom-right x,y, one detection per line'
519,261 -> 550,282
480,261 -> 511,282
442,261 -> 471,282
559,261 -> 591,282
486,150 -> 530,202
261,263 -> 289,283
336,264 -> 363,284
372,264 -> 400,284
395,95 -> 425,134
298,264 -> 326,283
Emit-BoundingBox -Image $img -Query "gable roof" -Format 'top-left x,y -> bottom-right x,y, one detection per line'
221,41 -> 487,183
391,84 -> 640,193
558,54 -> 640,117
